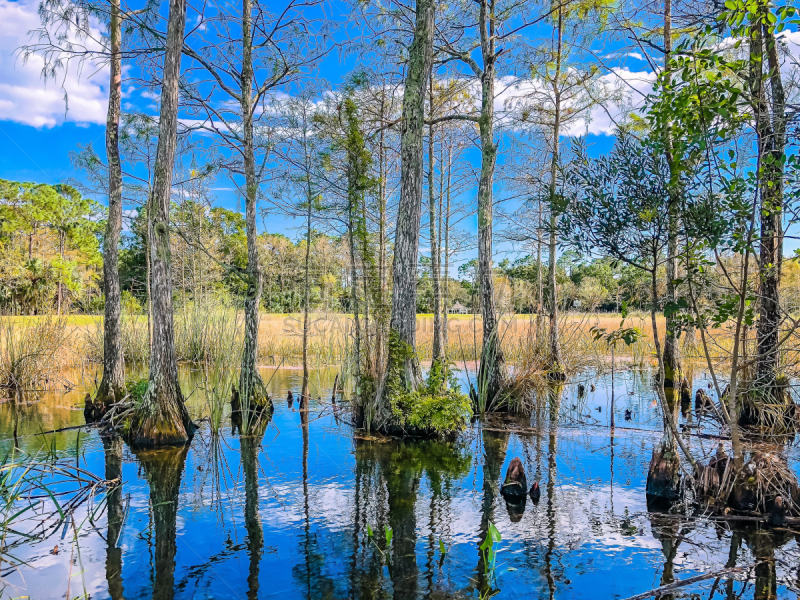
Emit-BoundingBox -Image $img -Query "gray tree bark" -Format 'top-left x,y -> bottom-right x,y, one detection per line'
301,152 -> 313,401
546,4 -> 565,381
662,0 -> 682,409
97,0 -> 126,406
752,10 -> 786,396
134,0 -> 192,446
238,0 -> 266,410
442,144 -> 453,354
428,79 -> 443,364
384,0 -> 434,391
475,0 -> 506,402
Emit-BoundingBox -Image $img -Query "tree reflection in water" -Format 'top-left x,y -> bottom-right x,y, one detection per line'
475,427 -> 509,597
292,401 -> 338,598
743,527 -> 791,600
133,444 -> 189,600
544,384 -> 563,600
346,439 -> 470,599
103,435 -> 125,600
241,415 -> 269,599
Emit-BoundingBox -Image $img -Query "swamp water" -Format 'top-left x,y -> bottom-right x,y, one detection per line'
1,367 -> 799,599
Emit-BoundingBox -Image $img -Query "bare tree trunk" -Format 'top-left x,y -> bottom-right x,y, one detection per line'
442,144 -> 452,354
662,0 -> 683,410
348,204 -> 362,381
238,0 -> 268,413
753,11 -> 786,398
97,0 -> 126,405
476,0 -> 505,404
646,257 -> 698,503
546,5 -> 565,380
360,194 -> 372,375
428,78 -> 442,364
383,0 -> 434,395
58,231 -> 64,315
301,160 -> 313,402
536,200 -> 544,340
134,0 -> 192,446
377,96 -> 388,369
146,205 -> 152,353
646,263 -> 680,505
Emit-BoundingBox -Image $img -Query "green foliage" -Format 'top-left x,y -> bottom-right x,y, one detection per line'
590,304 -> 643,348
398,387 -> 473,436
384,333 -> 472,437
383,524 -> 393,547
126,378 -> 149,404
563,134 -> 672,285
0,179 -> 103,313
479,521 -> 502,585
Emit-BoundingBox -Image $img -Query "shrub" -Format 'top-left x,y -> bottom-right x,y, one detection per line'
385,334 -> 472,437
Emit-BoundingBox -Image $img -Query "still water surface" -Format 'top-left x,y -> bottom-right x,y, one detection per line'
1,366 -> 799,599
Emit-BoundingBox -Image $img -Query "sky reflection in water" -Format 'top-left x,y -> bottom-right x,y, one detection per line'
1,366 -> 799,599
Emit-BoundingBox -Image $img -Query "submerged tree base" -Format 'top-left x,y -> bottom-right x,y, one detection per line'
694,449 -> 800,524
231,383 -> 274,434
127,379 -> 195,447
737,375 -> 799,436
367,336 -> 472,439
646,438 -> 682,508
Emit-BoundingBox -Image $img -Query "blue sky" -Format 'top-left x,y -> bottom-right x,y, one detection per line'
4,0 -> 797,268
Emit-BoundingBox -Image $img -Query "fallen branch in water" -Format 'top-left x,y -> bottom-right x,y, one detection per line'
621,565 -> 749,600
35,424 -> 89,436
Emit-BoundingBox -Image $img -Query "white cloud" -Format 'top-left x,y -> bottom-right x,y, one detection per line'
0,0 -> 108,127
603,52 -> 645,61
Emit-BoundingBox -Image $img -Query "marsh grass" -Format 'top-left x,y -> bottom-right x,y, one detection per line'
0,317 -> 71,393
200,309 -> 244,435
7,304 -> 751,383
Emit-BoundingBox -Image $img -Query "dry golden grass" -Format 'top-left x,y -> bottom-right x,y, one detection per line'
0,309 -> 737,377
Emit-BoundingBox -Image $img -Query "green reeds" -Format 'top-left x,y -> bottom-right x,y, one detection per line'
198,306 -> 242,435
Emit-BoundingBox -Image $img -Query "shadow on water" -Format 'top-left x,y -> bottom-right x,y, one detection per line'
3,365 -> 800,599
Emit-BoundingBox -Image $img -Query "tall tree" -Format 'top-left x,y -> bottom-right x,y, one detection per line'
180,0 -> 326,409
749,0 -> 787,398
134,0 -> 193,446
436,0 -> 564,405
427,76 -> 443,364
273,94 -> 328,402
661,0 -> 683,408
96,0 -> 126,405
24,0 -> 153,403
376,0 -> 435,413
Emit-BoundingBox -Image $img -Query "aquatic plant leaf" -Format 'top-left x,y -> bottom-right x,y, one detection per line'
384,525 -> 393,546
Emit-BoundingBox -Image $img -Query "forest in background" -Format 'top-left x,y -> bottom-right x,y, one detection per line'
2,175 -> 695,316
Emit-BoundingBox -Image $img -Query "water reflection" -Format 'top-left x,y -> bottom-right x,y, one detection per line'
4,366 -> 800,599
242,419 -> 268,598
476,427 -> 509,597
132,444 -> 189,600
545,385 -> 563,600
103,435 -> 125,599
